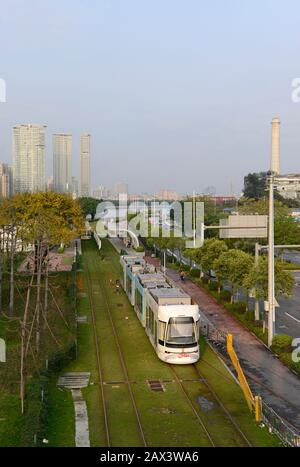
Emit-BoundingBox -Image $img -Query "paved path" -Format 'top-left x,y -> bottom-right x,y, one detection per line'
71,389 -> 90,448
109,238 -> 300,433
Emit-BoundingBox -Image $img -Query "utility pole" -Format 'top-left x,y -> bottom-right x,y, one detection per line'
267,171 -> 275,347
254,242 -> 260,321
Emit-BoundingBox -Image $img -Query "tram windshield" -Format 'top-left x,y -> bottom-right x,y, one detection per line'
166,317 -> 196,346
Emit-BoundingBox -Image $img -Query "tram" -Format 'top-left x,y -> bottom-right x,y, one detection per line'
120,254 -> 200,364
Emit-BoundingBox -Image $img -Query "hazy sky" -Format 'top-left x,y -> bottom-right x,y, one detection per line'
1,0 -> 300,195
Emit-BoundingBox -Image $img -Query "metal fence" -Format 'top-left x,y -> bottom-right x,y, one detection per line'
199,317 -> 300,447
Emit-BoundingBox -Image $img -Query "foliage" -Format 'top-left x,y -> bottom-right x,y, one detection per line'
238,197 -> 289,218
78,197 -> 100,219
134,246 -> 145,253
271,334 -> 293,354
213,249 -> 253,295
243,256 -> 295,300
243,172 -> 267,199
274,216 -> 300,245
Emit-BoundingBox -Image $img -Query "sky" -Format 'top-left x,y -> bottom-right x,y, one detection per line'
1,0 -> 300,195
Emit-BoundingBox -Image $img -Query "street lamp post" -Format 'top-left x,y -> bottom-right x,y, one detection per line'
267,172 -> 275,347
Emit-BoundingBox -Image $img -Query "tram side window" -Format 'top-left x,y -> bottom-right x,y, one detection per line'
135,289 -> 143,315
127,276 -> 132,296
158,321 -> 166,345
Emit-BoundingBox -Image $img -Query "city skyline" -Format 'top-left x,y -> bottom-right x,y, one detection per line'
1,1 -> 300,195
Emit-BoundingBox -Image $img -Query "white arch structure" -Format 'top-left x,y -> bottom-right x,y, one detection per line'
0,338 -> 6,363
118,229 -> 140,249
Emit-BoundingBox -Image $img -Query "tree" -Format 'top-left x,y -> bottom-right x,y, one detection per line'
243,172 -> 267,199
243,256 -> 295,302
78,197 -> 100,219
238,198 -> 289,218
213,249 -> 253,303
274,216 -> 300,246
197,238 -> 228,277
14,192 -> 84,412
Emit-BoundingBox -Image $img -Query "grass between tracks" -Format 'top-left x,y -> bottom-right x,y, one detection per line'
46,239 -> 281,447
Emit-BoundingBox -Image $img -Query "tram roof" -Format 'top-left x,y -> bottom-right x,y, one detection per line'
137,272 -> 166,284
150,287 -> 191,305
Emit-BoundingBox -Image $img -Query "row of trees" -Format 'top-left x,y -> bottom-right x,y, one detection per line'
0,192 -> 84,413
185,238 -> 294,310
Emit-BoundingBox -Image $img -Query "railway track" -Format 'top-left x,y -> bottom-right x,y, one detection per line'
169,366 -> 215,447
170,364 -> 252,447
202,353 -> 300,434
192,364 -> 252,446
85,249 -> 147,447
85,261 -> 111,446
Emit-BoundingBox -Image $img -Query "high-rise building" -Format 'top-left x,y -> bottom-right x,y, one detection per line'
114,182 -> 128,197
12,124 -> 46,193
80,133 -> 90,197
0,163 -> 13,197
53,134 -> 72,193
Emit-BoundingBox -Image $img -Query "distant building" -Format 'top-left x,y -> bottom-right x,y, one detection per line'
93,185 -> 108,199
0,163 -> 13,197
46,176 -> 54,192
80,133 -> 90,197
13,124 -> 46,193
53,134 -> 72,193
71,176 -> 79,198
114,182 -> 128,197
210,195 -> 238,206
275,174 -> 300,200
154,189 -> 180,201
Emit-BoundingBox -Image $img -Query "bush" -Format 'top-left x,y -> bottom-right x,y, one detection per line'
229,302 -> 247,313
134,246 -> 144,253
190,268 -> 201,278
208,281 -> 218,292
219,290 -> 232,302
271,334 -> 293,355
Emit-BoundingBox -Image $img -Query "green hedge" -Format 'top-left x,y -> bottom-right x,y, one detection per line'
21,342 -> 76,446
271,334 -> 293,355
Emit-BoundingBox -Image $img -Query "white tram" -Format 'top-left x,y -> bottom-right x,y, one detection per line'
120,255 -> 200,364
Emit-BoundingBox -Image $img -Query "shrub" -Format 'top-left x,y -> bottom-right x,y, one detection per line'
219,290 -> 231,302
134,246 -> 144,253
208,281 -> 218,292
190,268 -> 201,278
230,302 -> 247,313
271,334 -> 293,355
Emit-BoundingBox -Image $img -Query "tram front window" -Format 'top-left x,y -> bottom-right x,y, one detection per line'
166,317 -> 196,347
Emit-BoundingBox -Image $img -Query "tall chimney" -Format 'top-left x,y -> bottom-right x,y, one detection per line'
271,117 -> 280,174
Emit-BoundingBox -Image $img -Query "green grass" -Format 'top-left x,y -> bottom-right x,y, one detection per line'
45,380 -> 75,447
45,239 -> 281,447
0,393 -> 23,447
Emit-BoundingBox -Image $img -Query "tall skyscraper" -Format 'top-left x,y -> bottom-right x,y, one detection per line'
12,124 -> 46,193
0,163 -> 13,197
80,133 -> 90,197
53,133 -> 72,193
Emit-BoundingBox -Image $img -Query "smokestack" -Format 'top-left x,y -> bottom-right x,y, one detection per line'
271,117 -> 280,174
